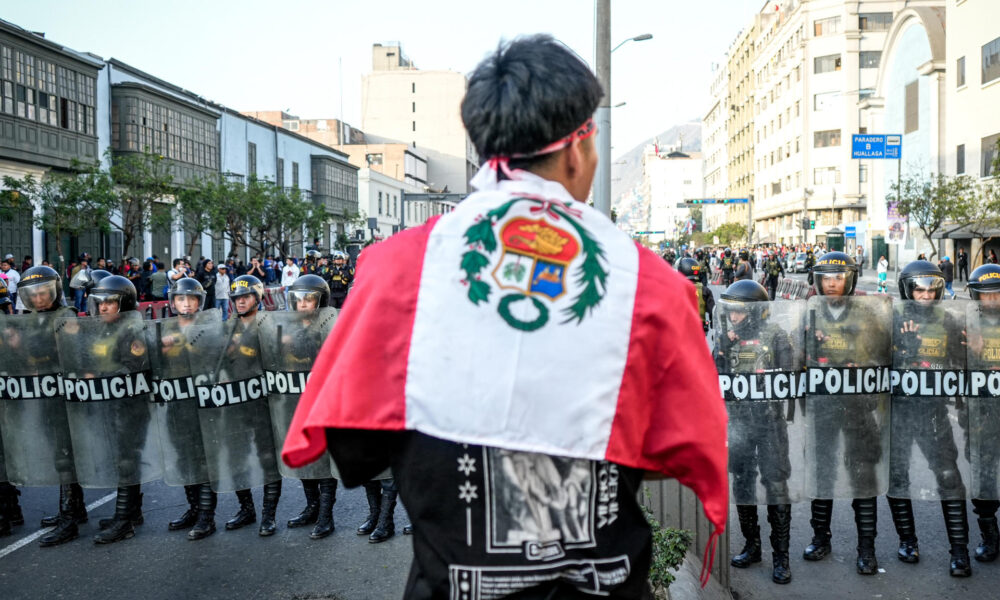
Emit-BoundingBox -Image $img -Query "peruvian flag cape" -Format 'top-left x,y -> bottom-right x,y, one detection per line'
283,168 -> 728,544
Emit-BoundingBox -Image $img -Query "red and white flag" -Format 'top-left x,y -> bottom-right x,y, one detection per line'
283,168 -> 729,560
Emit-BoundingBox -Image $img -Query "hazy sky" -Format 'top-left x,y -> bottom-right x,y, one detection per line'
4,0 -> 764,158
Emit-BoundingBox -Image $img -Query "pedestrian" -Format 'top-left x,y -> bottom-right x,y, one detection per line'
877,255 -> 889,293
281,257 -> 300,309
856,244 -> 865,277
215,264 -> 231,320
149,264 -> 169,300
958,248 -> 970,282
19,255 -> 32,273
0,258 -> 19,308
197,259 -> 217,309
247,256 -> 266,281
68,256 -> 90,312
283,34 -> 728,600
990,249 -> 998,265
939,256 -> 956,299
166,258 -> 190,288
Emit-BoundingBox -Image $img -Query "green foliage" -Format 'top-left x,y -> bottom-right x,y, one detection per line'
891,172 -> 978,260
707,222 -> 747,247
108,149 -> 175,257
641,489 -> 693,595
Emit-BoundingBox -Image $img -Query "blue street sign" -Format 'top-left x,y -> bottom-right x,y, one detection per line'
845,226 -> 857,239
678,198 -> 749,206
852,134 -> 902,159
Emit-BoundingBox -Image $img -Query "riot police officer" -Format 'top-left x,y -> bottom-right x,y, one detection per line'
966,264 -> 1000,563
805,249 -> 816,286
715,280 -> 796,584
803,251 -> 889,575
279,275 -> 340,539
735,249 -> 753,281
889,261 -> 971,576
159,278 -> 219,541
328,252 -> 354,309
15,266 -> 85,547
224,274 -> 283,536
302,250 -> 322,275
695,248 -> 712,286
763,250 -> 785,300
677,258 -> 714,333
84,276 -> 151,544
721,248 -> 736,287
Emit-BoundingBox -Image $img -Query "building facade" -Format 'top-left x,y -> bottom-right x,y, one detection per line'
703,59 -> 730,233
726,19 -> 759,235
641,147 -> 705,243
361,43 -> 477,194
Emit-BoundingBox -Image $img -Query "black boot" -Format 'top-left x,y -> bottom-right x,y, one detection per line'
803,499 -> 833,561
310,478 -> 337,540
225,489 -> 256,530
974,500 -> 1000,562
288,479 -> 320,528
357,481 -> 382,535
168,484 -> 201,531
41,483 -> 86,527
731,505 -> 762,568
942,500 -> 971,577
94,485 -> 140,544
0,483 -> 23,527
39,484 -> 84,547
369,488 -> 397,543
768,504 -> 792,584
854,497 -> 878,575
99,489 -> 143,530
259,481 -> 282,537
887,497 -> 919,563
189,484 -> 217,541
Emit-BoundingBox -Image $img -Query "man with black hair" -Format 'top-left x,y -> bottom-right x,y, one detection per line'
284,35 -> 727,600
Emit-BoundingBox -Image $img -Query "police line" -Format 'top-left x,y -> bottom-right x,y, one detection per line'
0,370 -> 312,403
718,367 -> 1000,401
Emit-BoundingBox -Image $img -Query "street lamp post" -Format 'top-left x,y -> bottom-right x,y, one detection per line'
594,0 -> 651,218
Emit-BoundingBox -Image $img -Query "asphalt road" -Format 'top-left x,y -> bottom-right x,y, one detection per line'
0,480 -> 413,600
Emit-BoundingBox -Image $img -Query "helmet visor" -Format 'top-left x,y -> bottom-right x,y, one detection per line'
904,275 -> 945,300
289,289 -> 321,312
21,280 -> 59,312
86,292 -> 122,317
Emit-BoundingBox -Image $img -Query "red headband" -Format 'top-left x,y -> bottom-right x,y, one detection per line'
486,118 -> 597,180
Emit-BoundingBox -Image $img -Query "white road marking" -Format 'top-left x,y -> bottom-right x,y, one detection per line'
0,491 -> 116,559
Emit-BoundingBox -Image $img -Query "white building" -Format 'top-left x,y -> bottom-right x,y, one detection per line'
751,0 -> 906,251
702,59 -> 730,232
640,146 -> 704,243
361,43 -> 477,194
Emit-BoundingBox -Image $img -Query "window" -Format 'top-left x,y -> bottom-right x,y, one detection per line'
984,37 -> 1000,85
814,16 -> 841,37
905,81 -> 919,133
982,133 -> 1000,177
814,91 -> 841,111
859,164 -> 868,183
247,142 -> 257,176
958,56 -> 966,87
814,167 -> 841,185
411,82 -> 415,93
859,51 -> 881,69
412,102 -> 415,113
412,120 -> 416,132
292,162 -> 299,187
366,153 -> 383,166
957,144 -> 966,174
859,12 -> 893,31
771,181 -> 782,195
814,54 -> 842,74
277,158 -> 284,189
794,65 -> 801,81
378,191 -> 383,215
814,129 -> 841,148
859,89 -> 875,101
795,101 -> 800,116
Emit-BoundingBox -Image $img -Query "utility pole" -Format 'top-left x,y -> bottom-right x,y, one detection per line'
594,0 -> 611,217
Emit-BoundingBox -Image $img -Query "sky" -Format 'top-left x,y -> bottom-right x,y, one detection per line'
4,0 -> 765,159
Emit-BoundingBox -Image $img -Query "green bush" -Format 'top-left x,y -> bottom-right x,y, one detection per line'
642,490 -> 693,594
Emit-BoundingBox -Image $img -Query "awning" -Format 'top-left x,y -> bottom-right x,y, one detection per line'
931,225 -> 1000,240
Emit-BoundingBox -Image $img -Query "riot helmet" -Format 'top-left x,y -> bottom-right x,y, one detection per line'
695,248 -> 705,261
676,258 -> 702,283
87,275 -> 137,316
724,248 -> 732,258
719,279 -> 770,337
168,277 -> 207,316
739,249 -> 750,261
812,251 -> 858,296
306,249 -> 321,261
230,274 -> 263,317
289,274 -> 330,311
19,265 -> 64,312
87,269 -> 113,290
968,264 -> 1000,303
898,260 -> 945,301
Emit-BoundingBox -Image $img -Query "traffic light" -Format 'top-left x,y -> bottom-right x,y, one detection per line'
809,219 -> 816,230
801,217 -> 809,230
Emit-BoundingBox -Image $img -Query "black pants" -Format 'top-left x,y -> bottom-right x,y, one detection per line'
889,399 -> 964,499
728,402 -> 791,504
809,399 -> 882,498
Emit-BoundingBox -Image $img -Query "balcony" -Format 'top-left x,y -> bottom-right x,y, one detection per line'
314,194 -> 357,219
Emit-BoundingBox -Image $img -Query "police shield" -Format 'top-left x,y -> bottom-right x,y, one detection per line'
259,308 -> 338,479
56,311 -> 161,488
194,313 -> 280,493
966,303 -> 1000,500
889,300 -> 969,501
0,311 -> 78,486
144,310 -> 221,486
804,295 -> 892,499
714,300 -> 805,505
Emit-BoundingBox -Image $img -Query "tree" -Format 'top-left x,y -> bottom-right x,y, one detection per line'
175,178 -> 218,258
108,149 -> 175,259
891,173 -> 977,260
710,222 -> 748,247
